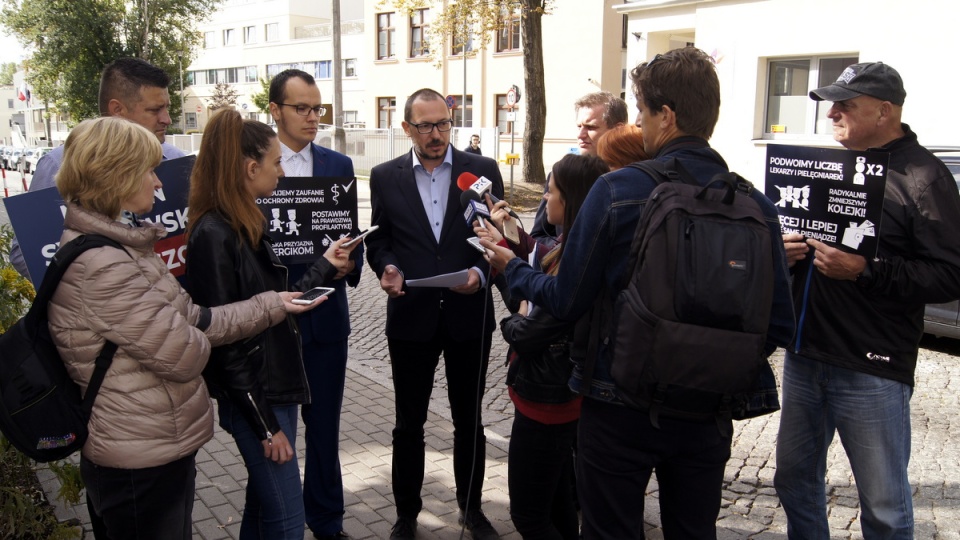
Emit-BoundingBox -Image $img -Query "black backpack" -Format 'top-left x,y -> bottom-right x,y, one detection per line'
604,158 -> 775,429
0,234 -> 123,462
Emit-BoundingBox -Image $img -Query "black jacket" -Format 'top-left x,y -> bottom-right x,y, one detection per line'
366,146 -> 503,341
186,212 -> 337,439
501,308 -> 577,404
791,125 -> 960,385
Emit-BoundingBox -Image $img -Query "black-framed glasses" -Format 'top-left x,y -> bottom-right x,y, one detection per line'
278,103 -> 327,117
409,120 -> 453,134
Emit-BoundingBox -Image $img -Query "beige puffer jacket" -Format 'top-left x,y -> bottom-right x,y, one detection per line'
47,203 -> 288,469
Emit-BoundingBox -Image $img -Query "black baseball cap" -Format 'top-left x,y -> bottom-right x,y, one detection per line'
809,62 -> 906,106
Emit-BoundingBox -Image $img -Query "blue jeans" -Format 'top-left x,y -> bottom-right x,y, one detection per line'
774,352 -> 914,539
219,400 -> 305,540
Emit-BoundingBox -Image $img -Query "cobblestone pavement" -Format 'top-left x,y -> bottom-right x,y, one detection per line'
32,177 -> 960,539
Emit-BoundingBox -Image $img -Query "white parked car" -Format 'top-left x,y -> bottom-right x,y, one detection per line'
23,147 -> 53,174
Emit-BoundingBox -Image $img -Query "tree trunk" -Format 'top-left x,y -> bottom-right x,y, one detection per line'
520,0 -> 546,186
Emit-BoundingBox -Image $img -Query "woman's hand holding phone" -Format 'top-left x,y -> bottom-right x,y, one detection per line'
279,290 -> 327,313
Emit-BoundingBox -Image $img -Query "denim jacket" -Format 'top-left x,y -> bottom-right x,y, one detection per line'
504,137 -> 795,408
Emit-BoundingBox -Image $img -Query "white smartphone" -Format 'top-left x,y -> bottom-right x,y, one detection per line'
466,236 -> 487,254
342,225 -> 379,248
292,286 -> 336,305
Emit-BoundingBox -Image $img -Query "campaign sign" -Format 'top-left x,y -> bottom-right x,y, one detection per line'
766,144 -> 889,257
3,155 -> 195,283
256,176 -> 358,265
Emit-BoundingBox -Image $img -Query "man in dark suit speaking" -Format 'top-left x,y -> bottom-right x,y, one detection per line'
365,88 -> 504,540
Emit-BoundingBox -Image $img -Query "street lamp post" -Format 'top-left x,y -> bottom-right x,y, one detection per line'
178,51 -> 186,132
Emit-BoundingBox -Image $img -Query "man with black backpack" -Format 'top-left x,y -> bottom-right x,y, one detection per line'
481,47 -> 795,538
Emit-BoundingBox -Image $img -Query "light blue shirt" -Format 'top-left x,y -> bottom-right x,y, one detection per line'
27,142 -> 185,193
411,146 -> 453,243
408,145 -> 486,287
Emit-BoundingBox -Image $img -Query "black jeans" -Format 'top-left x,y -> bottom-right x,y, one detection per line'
508,410 -> 579,540
577,399 -> 732,539
388,332 -> 492,518
82,452 -> 197,540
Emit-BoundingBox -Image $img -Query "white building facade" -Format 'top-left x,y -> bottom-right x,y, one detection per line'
188,0 -> 629,166
617,0 -> 960,191
185,0 -> 367,135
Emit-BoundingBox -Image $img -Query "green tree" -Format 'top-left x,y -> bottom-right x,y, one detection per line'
207,81 -> 238,111
0,0 -> 219,123
0,61 -> 17,85
250,77 -> 272,115
380,0 -> 551,186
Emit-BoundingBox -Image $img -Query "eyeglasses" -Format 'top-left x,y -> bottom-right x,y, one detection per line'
278,103 -> 327,117
409,120 -> 453,134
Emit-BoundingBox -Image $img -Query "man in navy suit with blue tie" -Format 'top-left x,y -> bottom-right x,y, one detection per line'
366,88 -> 503,540
269,69 -> 360,540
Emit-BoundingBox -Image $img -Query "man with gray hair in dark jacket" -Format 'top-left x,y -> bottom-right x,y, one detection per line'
775,61 -> 960,539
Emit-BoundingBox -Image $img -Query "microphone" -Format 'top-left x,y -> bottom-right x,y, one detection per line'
463,199 -> 491,229
456,172 -> 520,244
455,173 -> 517,219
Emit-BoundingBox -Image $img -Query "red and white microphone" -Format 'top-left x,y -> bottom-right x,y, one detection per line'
456,172 -> 520,243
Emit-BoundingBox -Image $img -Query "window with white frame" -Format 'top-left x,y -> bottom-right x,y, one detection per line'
265,23 -> 279,42
223,28 -> 236,46
188,66 -> 257,85
764,55 -> 858,138
244,25 -> 257,44
204,31 -> 216,48
344,111 -> 358,124
344,59 -> 357,77
185,113 -> 198,129
317,61 -> 332,79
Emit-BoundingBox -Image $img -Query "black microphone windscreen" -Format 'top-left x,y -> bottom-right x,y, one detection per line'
459,189 -> 481,207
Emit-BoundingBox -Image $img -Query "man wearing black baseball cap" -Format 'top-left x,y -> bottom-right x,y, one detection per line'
775,61 -> 960,539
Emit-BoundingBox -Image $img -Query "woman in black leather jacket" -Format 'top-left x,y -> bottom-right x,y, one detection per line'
479,153 -> 611,539
184,109 -> 355,540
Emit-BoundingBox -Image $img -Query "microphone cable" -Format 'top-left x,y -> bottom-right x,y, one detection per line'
459,261 -> 495,540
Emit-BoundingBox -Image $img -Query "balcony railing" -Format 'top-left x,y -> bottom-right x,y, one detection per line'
294,19 -> 364,40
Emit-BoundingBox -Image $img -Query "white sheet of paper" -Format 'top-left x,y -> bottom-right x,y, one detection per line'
405,269 -> 470,288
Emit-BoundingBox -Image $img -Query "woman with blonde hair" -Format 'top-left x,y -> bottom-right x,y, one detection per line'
48,116 -> 317,540
595,124 -> 650,170
185,108 -> 354,540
